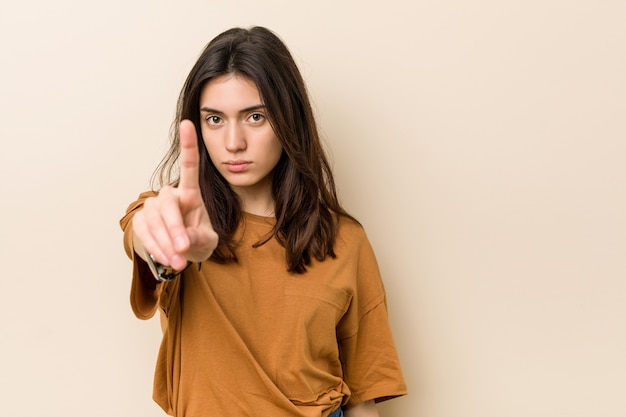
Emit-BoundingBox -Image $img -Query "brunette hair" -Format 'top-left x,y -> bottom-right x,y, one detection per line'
153,26 -> 356,273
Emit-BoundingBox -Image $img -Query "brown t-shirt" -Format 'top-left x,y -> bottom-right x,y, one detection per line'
120,192 -> 407,417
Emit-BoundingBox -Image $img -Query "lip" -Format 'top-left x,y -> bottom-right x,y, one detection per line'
224,160 -> 251,173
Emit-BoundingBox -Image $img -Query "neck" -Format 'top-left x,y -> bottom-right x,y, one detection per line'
242,199 -> 275,217
232,180 -> 275,217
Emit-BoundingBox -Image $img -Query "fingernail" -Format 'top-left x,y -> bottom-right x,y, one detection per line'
171,254 -> 186,271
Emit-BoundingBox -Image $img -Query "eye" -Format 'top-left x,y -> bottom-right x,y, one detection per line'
247,113 -> 265,124
206,115 -> 222,126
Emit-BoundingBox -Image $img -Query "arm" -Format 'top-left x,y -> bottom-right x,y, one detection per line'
121,121 -> 219,319
343,400 -> 379,417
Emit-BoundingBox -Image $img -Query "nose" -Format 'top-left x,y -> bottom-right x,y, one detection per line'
225,121 -> 246,153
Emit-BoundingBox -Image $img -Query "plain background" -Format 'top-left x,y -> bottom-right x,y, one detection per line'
1,0 -> 625,416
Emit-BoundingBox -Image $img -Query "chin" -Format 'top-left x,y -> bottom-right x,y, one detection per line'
225,177 -> 259,189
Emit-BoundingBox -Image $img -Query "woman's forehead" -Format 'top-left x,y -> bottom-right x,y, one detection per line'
199,75 -> 262,110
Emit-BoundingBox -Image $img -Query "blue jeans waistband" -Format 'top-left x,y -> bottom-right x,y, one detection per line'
328,407 -> 343,417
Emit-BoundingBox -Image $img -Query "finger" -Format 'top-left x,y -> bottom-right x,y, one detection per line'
185,226 -> 219,263
178,119 -> 200,192
139,224 -> 188,272
138,193 -> 187,267
132,210 -> 170,266
158,187 -> 191,253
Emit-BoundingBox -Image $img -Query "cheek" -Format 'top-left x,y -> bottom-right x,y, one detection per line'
265,132 -> 283,156
200,128 -> 216,154
202,139 -> 221,165
267,140 -> 283,167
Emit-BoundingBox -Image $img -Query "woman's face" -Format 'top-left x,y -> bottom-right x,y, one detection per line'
199,74 -> 283,199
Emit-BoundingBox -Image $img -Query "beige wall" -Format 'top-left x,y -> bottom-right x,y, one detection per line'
1,0 -> 625,416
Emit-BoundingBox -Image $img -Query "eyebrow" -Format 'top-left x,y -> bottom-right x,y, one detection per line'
200,104 -> 266,114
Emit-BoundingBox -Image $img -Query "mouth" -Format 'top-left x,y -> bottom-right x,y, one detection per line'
224,160 -> 251,173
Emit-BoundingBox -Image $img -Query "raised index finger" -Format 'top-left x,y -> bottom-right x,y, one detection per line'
178,119 -> 200,191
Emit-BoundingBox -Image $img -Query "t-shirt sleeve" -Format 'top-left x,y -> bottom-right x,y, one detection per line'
119,191 -> 163,320
337,227 -> 408,407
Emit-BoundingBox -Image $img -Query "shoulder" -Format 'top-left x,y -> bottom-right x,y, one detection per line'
335,214 -> 368,245
333,214 -> 378,263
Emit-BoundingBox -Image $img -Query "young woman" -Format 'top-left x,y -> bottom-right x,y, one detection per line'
120,26 -> 406,417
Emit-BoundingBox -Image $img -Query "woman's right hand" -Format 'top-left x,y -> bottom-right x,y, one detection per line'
131,120 -> 219,271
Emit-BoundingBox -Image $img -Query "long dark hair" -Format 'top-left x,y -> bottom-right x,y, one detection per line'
153,26 -> 357,273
